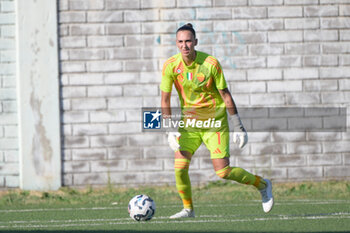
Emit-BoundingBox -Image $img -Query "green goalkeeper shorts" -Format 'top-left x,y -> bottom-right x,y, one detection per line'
178,127 -> 230,159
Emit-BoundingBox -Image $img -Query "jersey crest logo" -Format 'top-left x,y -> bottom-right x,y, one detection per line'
197,73 -> 205,82
174,62 -> 184,74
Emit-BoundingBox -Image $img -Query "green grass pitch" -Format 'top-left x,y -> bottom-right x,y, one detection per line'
0,181 -> 349,232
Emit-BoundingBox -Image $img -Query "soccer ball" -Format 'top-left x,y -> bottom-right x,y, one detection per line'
128,194 -> 156,221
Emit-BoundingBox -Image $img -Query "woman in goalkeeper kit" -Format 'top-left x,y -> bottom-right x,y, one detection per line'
160,23 -> 274,219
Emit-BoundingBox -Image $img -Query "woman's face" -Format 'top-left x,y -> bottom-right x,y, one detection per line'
176,30 -> 197,59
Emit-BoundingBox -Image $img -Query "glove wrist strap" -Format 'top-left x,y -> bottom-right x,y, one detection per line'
229,113 -> 243,131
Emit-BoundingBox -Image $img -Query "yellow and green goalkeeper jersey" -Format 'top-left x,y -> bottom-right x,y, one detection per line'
160,51 -> 228,128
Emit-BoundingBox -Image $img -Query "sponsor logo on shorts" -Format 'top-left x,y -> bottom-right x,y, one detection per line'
212,148 -> 222,154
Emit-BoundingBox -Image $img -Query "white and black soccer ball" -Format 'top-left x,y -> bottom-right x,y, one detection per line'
128,194 -> 156,221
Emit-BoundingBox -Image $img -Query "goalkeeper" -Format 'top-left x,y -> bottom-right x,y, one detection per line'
160,23 -> 274,219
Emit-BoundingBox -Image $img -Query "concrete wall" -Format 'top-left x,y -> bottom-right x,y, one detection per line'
16,0 -> 61,190
1,0 -> 349,189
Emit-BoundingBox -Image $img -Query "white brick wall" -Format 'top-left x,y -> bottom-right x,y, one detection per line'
56,0 -> 349,186
0,0 -> 18,188
2,0 -> 349,189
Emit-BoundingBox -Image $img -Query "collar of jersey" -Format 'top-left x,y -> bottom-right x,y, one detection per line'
180,51 -> 198,69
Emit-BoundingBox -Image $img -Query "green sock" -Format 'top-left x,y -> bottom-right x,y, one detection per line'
174,159 -> 193,209
216,166 -> 266,189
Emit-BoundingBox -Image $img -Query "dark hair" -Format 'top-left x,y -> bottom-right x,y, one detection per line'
176,23 -> 196,39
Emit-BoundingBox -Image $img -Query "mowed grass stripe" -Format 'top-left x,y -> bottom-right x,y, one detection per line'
1,200 -> 350,213
1,214 -> 350,229
1,212 -> 349,224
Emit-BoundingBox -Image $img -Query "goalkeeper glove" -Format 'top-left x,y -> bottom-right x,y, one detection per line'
167,132 -> 181,152
229,114 -> 248,149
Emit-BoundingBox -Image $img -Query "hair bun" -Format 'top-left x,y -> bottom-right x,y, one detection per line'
176,23 -> 196,38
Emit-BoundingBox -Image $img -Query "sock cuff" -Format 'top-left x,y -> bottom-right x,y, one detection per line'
182,198 -> 193,209
175,158 -> 191,170
254,175 -> 262,188
215,166 -> 232,178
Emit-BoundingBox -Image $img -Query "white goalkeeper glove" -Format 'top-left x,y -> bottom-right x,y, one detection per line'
167,131 -> 181,152
230,114 -> 248,149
